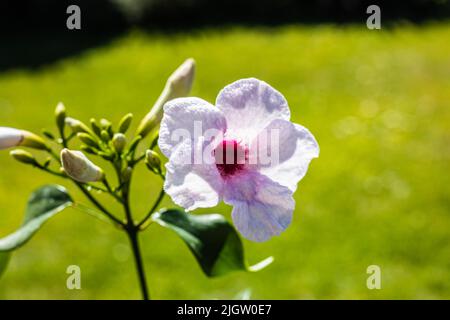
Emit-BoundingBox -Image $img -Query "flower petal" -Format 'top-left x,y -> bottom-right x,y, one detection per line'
216,78 -> 290,141
256,120 -> 319,192
164,140 -> 223,211
158,97 -> 227,159
223,171 -> 294,242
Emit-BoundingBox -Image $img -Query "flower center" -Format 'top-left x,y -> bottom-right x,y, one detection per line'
213,139 -> 247,178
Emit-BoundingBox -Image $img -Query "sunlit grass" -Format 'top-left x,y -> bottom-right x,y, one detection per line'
0,22 -> 449,299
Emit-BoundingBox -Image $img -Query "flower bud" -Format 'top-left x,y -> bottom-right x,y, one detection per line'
10,149 -> 38,166
55,102 -> 66,132
167,58 -> 196,97
21,131 -> 49,150
112,133 -> 127,153
118,113 -> 133,134
145,150 -> 162,173
60,148 -> 104,183
77,133 -> 99,149
100,118 -> 110,127
0,127 -> 48,151
136,58 -> 195,138
100,130 -> 110,142
100,119 -> 114,137
90,118 -> 102,137
65,117 -> 91,134
128,135 -> 142,154
0,127 -> 23,150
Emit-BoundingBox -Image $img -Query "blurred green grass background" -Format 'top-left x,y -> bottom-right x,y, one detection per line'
0,23 -> 449,299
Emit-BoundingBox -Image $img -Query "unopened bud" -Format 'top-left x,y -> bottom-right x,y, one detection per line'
145,150 -> 161,173
10,149 -> 38,166
112,133 -> 127,153
100,118 -> 112,129
128,135 -> 142,154
21,131 -> 49,150
136,58 -> 195,138
60,148 -> 104,183
90,119 -> 102,137
0,127 -> 48,151
55,102 -> 66,132
118,113 -> 133,134
65,117 -> 91,134
100,119 -> 114,138
0,127 -> 23,150
100,130 -> 110,142
167,58 -> 196,96
77,133 -> 99,149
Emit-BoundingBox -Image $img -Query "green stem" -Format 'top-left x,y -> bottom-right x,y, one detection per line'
129,154 -> 145,167
52,128 -> 149,299
127,230 -> 149,300
102,178 -> 123,203
137,188 -> 165,229
75,182 -> 124,227
116,158 -> 150,300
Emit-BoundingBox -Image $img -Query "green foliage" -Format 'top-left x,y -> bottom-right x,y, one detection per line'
0,185 -> 72,252
153,209 -> 272,277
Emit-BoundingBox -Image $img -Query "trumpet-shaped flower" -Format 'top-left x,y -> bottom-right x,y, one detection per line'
158,78 -> 319,242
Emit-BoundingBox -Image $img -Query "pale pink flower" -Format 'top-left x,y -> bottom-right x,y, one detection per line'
158,78 -> 319,242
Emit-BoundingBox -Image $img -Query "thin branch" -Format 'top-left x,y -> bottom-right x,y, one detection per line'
74,182 -> 124,228
137,188 -> 165,229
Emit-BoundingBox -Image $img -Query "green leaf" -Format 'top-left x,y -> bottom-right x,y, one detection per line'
0,185 -> 73,252
152,209 -> 273,277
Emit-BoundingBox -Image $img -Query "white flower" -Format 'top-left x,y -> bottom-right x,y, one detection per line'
60,148 -> 104,183
158,78 -> 319,242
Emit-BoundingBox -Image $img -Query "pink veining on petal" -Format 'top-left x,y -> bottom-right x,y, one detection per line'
213,139 -> 248,178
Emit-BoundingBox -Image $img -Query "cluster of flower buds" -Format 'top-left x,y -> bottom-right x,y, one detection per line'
1,58 -> 195,187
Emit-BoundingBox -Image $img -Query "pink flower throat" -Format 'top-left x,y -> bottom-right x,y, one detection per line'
214,139 -> 247,178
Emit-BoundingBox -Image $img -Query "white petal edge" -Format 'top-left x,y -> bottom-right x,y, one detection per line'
258,121 -> 319,192
215,78 -> 290,142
